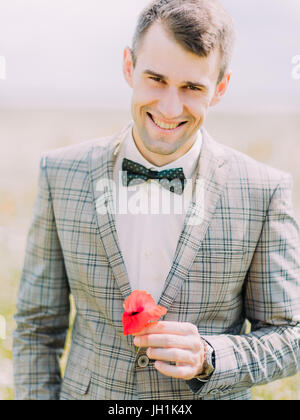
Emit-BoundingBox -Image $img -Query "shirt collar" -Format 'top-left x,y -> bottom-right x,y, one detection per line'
121,128 -> 203,180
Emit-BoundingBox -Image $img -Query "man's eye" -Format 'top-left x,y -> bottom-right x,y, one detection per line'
186,85 -> 201,92
150,77 -> 163,83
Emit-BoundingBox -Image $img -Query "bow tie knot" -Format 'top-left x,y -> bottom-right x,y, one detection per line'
122,158 -> 186,195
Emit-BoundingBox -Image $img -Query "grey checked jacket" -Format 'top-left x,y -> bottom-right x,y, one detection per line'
13,122 -> 300,400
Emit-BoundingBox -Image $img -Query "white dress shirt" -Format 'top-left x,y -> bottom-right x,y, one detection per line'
113,128 -> 203,303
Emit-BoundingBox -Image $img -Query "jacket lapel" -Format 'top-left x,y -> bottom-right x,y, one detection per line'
157,128 -> 232,310
88,122 -> 133,301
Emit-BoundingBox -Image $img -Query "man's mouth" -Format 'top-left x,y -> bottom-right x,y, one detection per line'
147,112 -> 187,131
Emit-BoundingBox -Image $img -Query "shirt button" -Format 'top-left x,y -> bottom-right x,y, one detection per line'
137,355 -> 150,368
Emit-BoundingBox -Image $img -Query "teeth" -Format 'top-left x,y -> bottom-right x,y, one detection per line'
152,115 -> 181,130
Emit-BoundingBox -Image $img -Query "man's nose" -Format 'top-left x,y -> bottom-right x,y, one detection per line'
157,87 -> 183,120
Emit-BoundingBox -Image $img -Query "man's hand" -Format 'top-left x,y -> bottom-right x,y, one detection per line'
133,321 -> 206,380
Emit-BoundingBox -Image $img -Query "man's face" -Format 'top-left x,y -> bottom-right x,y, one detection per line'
123,23 -> 230,165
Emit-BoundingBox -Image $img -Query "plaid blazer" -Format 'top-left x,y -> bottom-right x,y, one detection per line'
13,122 -> 300,400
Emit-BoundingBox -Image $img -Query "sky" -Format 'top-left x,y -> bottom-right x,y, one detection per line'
0,0 -> 299,111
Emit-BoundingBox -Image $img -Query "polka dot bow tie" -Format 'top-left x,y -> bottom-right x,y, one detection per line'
122,158 -> 187,195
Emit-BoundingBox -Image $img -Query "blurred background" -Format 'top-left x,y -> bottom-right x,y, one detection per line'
0,0 -> 299,400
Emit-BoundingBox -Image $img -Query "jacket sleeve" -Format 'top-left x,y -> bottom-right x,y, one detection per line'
194,173 -> 300,398
12,156 -> 70,400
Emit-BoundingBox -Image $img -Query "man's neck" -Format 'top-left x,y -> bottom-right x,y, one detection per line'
132,127 -> 197,168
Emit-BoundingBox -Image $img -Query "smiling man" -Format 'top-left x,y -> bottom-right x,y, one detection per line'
13,0 -> 300,401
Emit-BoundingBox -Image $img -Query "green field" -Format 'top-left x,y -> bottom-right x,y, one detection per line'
1,110 -> 299,400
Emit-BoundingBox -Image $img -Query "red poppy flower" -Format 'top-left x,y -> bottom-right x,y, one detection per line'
122,290 -> 167,336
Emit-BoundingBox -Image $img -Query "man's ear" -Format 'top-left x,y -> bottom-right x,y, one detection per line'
123,47 -> 134,88
210,71 -> 231,107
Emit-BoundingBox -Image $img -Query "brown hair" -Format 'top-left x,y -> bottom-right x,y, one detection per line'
131,0 -> 236,83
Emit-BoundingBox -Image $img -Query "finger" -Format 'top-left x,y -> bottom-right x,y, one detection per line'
134,333 -> 195,349
154,361 -> 196,380
133,321 -> 198,336
147,347 -> 198,365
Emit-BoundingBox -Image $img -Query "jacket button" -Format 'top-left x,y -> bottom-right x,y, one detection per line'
137,355 -> 149,368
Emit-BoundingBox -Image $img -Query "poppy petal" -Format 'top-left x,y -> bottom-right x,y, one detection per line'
122,290 -> 168,335
122,311 -> 151,335
123,290 -> 155,313
144,305 -> 167,320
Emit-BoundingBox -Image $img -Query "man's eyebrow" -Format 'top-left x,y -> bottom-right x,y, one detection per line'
143,70 -> 167,80
143,69 -> 208,89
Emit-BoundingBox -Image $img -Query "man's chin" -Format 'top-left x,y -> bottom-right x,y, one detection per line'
142,135 -> 183,156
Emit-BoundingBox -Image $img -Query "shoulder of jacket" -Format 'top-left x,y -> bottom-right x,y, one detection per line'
219,142 -> 292,187
40,134 -> 115,169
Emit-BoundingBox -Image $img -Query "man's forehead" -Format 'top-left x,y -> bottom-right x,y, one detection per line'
137,22 -> 190,59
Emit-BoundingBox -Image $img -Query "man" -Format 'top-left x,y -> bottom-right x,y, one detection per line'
13,0 -> 300,400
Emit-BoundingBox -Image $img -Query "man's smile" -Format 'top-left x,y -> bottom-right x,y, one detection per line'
147,112 -> 187,132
